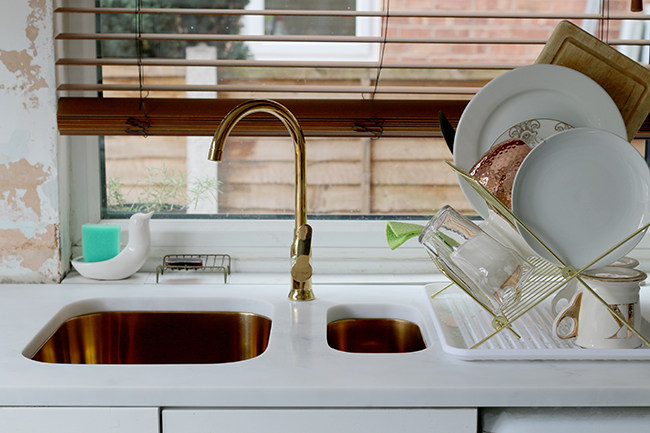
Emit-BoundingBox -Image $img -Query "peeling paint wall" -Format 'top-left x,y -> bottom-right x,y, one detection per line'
0,0 -> 60,283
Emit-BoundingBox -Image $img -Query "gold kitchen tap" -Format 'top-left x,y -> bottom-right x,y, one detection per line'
208,99 -> 314,301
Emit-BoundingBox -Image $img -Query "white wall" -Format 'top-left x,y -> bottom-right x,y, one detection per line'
0,0 -> 60,283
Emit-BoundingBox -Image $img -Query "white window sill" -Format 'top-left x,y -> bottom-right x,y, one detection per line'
70,218 -> 435,277
68,216 -> 650,282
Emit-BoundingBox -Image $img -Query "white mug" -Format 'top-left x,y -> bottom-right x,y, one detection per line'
553,267 -> 646,349
550,257 -> 639,316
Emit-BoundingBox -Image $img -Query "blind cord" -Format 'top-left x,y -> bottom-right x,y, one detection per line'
370,0 -> 390,114
605,0 -> 610,44
597,0 -> 611,43
127,0 -> 151,136
359,0 -> 390,139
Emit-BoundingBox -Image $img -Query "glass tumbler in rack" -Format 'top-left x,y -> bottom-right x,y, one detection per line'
419,205 -> 536,313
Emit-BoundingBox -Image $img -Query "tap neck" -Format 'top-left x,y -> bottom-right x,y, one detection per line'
209,99 -> 307,228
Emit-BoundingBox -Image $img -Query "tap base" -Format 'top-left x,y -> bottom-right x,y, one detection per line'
288,280 -> 315,301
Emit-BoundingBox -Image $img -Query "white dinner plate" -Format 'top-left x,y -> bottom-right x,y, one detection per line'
454,64 -> 627,218
511,128 -> 650,270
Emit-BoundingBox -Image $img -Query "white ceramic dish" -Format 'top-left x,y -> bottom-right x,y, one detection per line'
454,64 -> 627,218
490,118 -> 573,149
511,128 -> 650,270
425,285 -> 650,361
71,212 -> 153,280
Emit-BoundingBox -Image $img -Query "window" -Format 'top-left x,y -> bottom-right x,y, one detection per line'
262,0 -> 356,36
57,0 -> 650,274
242,0 -> 381,61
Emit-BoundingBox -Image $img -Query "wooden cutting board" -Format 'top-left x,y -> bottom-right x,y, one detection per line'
536,20 -> 650,142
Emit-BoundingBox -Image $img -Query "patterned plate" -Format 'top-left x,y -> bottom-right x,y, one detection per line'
490,118 -> 573,149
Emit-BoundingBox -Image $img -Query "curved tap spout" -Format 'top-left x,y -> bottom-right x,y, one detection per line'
208,100 -> 314,301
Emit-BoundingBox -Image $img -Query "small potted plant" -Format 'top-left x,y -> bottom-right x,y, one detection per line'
106,164 -> 221,214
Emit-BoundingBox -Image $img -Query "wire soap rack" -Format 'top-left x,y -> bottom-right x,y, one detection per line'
155,254 -> 231,283
429,161 -> 650,349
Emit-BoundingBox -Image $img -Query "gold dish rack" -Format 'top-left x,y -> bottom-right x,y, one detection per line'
155,254 -> 231,284
430,161 -> 650,349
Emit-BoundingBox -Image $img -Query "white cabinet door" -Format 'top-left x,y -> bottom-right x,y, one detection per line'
163,408 -> 477,433
0,407 -> 159,433
482,407 -> 650,433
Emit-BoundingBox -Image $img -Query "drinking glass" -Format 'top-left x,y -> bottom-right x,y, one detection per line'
419,205 -> 535,313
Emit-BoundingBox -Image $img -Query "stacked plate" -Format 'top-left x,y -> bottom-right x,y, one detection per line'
454,64 -> 650,270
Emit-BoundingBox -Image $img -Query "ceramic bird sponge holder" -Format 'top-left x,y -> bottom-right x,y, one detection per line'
71,212 -> 154,280
431,161 -> 650,349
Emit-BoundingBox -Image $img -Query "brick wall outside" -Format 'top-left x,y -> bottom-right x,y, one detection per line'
381,0 -> 632,65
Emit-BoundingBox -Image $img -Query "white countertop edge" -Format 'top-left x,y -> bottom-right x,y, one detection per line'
61,272 -> 447,285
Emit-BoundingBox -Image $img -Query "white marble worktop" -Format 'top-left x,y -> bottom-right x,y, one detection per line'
2,278 -> 650,408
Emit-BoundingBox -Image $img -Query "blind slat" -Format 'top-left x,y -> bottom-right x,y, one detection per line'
56,58 -> 519,69
54,7 -> 650,21
56,96 -> 650,138
57,33 -> 550,44
57,97 -> 465,137
58,83 -> 481,95
55,96 -> 650,138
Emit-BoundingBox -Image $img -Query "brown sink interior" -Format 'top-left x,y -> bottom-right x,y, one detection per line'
30,311 -> 272,364
327,318 -> 426,354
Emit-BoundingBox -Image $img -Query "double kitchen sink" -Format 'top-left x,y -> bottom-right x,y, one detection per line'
24,289 -> 430,365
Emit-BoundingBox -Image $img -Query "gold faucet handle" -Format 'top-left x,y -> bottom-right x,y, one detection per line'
292,256 -> 312,282
291,224 -> 313,282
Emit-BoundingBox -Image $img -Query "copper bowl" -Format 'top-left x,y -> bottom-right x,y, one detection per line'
469,138 -> 531,210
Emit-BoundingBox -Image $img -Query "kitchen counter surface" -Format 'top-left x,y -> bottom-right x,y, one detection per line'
2,279 -> 650,408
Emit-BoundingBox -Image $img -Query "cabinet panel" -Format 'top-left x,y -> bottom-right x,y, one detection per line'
0,407 -> 159,433
482,407 -> 650,433
163,408 -> 477,433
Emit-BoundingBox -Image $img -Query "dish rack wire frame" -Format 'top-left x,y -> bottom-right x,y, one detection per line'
155,254 -> 231,283
432,161 -> 650,350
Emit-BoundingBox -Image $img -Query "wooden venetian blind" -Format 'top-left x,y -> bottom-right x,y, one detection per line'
55,0 -> 650,138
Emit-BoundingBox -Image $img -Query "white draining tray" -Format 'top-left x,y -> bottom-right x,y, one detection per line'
425,285 -> 650,361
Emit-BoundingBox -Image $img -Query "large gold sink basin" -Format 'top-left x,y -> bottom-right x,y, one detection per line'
27,302 -> 272,364
327,304 -> 427,354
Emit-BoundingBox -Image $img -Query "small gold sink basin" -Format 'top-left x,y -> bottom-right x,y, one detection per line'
327,318 -> 426,354
30,311 -> 271,364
